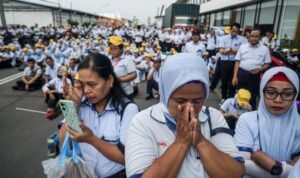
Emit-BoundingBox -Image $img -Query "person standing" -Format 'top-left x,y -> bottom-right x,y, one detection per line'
218,23 -> 247,101
183,30 -> 206,57
109,36 -> 137,99
232,28 -> 271,109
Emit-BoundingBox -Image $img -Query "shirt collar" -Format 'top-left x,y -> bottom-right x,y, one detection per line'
248,42 -> 261,48
82,97 -> 115,114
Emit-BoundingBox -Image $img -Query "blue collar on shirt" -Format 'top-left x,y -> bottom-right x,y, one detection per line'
164,113 -> 177,133
82,98 -> 115,116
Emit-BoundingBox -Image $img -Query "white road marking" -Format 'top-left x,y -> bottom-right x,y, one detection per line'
16,107 -> 46,114
0,72 -> 23,85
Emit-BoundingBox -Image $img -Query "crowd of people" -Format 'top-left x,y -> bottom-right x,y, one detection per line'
1,22 -> 300,177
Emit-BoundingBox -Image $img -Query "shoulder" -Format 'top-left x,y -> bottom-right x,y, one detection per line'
237,111 -> 258,129
130,103 -> 164,128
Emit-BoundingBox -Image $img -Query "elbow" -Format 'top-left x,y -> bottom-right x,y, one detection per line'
229,164 -> 245,178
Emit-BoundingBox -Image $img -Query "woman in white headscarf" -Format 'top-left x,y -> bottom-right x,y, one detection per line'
125,53 -> 245,178
234,66 -> 300,178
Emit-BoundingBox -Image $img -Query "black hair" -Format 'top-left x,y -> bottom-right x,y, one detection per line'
78,53 -> 130,114
251,28 -> 262,35
27,58 -> 35,63
231,22 -> 241,30
46,56 -> 54,61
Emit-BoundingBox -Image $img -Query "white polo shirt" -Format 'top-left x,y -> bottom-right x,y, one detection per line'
42,77 -> 71,94
24,64 -> 43,78
235,42 -> 271,71
79,99 -> 139,178
183,41 -> 206,57
219,35 -> 247,61
45,63 -> 60,80
220,98 -> 251,116
111,55 -> 137,95
126,103 -> 241,178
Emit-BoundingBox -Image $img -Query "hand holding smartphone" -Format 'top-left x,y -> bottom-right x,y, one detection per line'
59,100 -> 82,133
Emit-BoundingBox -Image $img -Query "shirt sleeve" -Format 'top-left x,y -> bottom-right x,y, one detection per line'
126,58 -> 137,74
234,113 -> 255,149
125,113 -> 158,177
235,46 -> 242,61
119,103 -> 139,145
264,48 -> 272,64
209,108 -> 241,158
45,66 -> 50,75
218,36 -> 225,48
220,99 -> 231,112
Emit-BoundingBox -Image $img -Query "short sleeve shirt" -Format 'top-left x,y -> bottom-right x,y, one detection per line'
235,43 -> 271,71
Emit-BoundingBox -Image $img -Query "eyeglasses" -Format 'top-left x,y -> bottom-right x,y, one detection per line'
263,89 -> 296,101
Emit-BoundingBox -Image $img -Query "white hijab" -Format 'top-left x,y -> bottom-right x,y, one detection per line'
258,67 -> 300,161
159,53 -> 209,113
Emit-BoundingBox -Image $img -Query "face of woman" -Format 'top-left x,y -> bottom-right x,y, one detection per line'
110,45 -> 122,58
168,83 -> 206,120
264,81 -> 296,116
79,69 -> 113,104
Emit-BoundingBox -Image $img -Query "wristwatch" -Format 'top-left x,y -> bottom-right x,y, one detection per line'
270,161 -> 283,175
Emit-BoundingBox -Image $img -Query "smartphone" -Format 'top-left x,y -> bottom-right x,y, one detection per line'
59,100 -> 82,133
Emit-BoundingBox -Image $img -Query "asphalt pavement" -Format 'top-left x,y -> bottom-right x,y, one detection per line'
0,66 -> 221,178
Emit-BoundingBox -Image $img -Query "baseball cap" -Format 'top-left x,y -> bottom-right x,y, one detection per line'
109,36 -> 123,46
224,26 -> 231,34
237,89 -> 251,106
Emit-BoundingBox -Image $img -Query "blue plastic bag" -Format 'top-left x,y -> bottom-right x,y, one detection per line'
42,132 -> 96,178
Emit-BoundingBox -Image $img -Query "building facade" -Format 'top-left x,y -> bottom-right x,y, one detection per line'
1,0 -> 99,27
178,0 -> 300,40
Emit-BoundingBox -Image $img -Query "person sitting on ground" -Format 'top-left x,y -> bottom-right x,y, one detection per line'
220,88 -> 252,130
42,66 -> 71,119
145,58 -> 161,100
234,66 -> 300,177
12,58 -> 43,91
207,55 -> 217,80
136,53 -> 153,81
125,53 -> 245,178
44,56 -> 60,84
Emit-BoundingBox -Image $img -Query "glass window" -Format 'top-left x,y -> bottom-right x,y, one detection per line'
259,1 -> 276,24
280,0 -> 300,39
244,4 -> 256,28
215,12 -> 222,26
223,10 -> 230,25
232,8 -> 242,24
210,13 -> 215,26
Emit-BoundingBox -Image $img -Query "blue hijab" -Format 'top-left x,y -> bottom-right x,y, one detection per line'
258,67 -> 300,161
159,53 -> 209,112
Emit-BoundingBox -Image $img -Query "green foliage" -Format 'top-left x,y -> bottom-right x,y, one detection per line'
67,19 -> 79,27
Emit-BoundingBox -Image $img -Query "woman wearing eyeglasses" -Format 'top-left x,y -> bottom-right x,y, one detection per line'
234,66 -> 300,178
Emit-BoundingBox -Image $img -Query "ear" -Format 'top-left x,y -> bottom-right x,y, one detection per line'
108,75 -> 114,88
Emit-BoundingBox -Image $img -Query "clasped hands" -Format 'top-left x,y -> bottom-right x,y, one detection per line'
175,103 -> 205,147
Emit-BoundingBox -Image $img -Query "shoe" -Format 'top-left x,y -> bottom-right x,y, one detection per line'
145,95 -> 154,100
45,110 -> 54,119
12,86 -> 20,90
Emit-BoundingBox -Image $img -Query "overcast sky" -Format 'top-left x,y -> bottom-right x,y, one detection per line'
26,0 -> 177,23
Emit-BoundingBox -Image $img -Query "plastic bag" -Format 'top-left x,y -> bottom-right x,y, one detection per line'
42,132 -> 96,178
